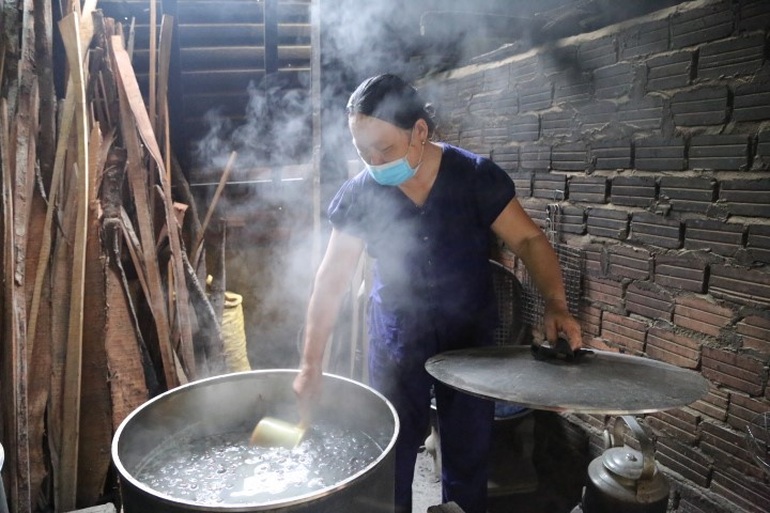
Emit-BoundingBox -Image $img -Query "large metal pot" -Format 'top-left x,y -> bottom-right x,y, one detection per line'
112,370 -> 399,513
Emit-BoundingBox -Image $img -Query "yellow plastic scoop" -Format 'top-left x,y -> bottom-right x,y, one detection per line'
249,417 -> 306,449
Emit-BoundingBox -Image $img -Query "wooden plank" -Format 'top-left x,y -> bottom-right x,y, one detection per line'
76,124 -> 112,506
110,35 -> 180,389
1,93 -> 31,512
46,135 -> 79,512
111,34 -> 195,380
20,77 -> 49,510
33,0 -> 57,186
7,0 -> 40,499
149,0 -> 157,127
156,15 -> 173,172
100,148 -> 156,412
57,11 -> 90,511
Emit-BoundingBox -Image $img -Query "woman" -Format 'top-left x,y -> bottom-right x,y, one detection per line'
293,74 -> 582,513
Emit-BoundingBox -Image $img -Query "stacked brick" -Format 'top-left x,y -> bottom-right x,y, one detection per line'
433,1 -> 770,512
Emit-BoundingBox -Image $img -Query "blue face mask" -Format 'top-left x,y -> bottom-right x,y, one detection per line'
366,155 -> 417,186
363,130 -> 425,186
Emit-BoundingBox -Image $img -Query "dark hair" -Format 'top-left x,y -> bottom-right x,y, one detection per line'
346,74 -> 436,136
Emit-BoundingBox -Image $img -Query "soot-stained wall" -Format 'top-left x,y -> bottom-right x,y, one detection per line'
426,0 -> 770,511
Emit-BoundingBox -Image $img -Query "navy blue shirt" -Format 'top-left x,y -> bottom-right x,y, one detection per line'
328,144 -> 516,364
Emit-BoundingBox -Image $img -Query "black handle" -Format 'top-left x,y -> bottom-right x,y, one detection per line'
531,337 -> 592,362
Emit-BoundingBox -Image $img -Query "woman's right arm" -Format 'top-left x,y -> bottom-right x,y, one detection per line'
293,228 -> 364,417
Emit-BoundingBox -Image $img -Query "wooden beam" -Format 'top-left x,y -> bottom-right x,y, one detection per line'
57,11 -> 90,511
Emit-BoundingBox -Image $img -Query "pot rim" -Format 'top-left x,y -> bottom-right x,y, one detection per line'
111,369 -> 400,511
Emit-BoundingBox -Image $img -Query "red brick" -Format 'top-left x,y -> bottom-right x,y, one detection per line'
702,346 -> 764,396
630,212 -> 683,249
736,315 -> 770,355
709,264 -> 770,308
684,217 -> 746,256
551,143 -> 588,171
620,18 -> 669,60
606,245 -> 652,281
648,407 -> 700,444
560,205 -> 586,235
659,176 -> 717,214
745,224 -> 770,265
587,207 -> 629,240
654,253 -> 708,293
719,179 -> 770,218
676,488 -> 731,513
594,61 -> 635,99
671,86 -> 729,126
739,0 -> 770,32
532,172 -> 566,200
626,283 -> 674,322
619,95 -> 665,131
655,437 -> 711,488
646,325 -> 702,369
584,276 -> 624,310
711,469 -> 770,513
734,79 -> 770,122
578,100 -> 616,135
568,175 -> 607,203
698,33 -> 767,81
578,35 -> 617,70
673,295 -> 734,338
646,50 -> 693,91
671,1 -> 734,48
635,136 -> 686,171
580,303 -> 602,337
583,244 -> 604,277
518,79 -> 553,113
700,420 -> 762,480
690,386 -> 729,423
600,312 -> 646,354
590,139 -> 631,170
543,110 -> 576,140
509,114 -> 539,143
610,175 -> 656,208
728,393 -> 770,432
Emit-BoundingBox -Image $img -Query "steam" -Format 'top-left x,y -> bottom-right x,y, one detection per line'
188,0 -> 546,372
192,77 -> 313,174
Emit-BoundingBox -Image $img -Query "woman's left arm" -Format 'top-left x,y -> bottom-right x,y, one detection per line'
491,198 -> 583,349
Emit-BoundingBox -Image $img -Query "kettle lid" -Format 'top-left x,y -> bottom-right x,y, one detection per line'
602,446 -> 649,480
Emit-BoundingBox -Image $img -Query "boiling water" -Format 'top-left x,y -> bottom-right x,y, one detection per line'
134,421 -> 382,505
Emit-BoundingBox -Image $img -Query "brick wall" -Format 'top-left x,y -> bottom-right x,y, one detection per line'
429,1 -> 770,511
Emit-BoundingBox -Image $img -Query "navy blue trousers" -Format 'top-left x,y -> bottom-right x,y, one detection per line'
369,346 -> 494,513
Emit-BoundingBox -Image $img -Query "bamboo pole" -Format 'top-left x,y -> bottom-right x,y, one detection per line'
193,151 -> 237,268
57,11 -> 90,511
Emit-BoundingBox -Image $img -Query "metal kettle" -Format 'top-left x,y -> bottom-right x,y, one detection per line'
581,415 -> 669,513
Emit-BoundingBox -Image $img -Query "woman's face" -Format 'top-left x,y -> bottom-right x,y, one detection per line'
349,114 -> 417,166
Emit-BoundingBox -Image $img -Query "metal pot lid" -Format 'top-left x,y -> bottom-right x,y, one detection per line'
602,446 -> 646,480
424,346 -> 709,414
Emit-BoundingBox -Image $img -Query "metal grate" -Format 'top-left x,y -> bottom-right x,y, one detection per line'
521,199 -> 583,329
490,260 -> 531,347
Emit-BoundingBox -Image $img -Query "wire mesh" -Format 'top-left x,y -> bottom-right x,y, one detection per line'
521,198 -> 583,329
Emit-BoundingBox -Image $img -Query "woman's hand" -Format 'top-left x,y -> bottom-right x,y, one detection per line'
293,364 -> 323,428
543,299 -> 582,351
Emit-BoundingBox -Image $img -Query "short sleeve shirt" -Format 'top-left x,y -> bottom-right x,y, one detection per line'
328,144 -> 516,361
